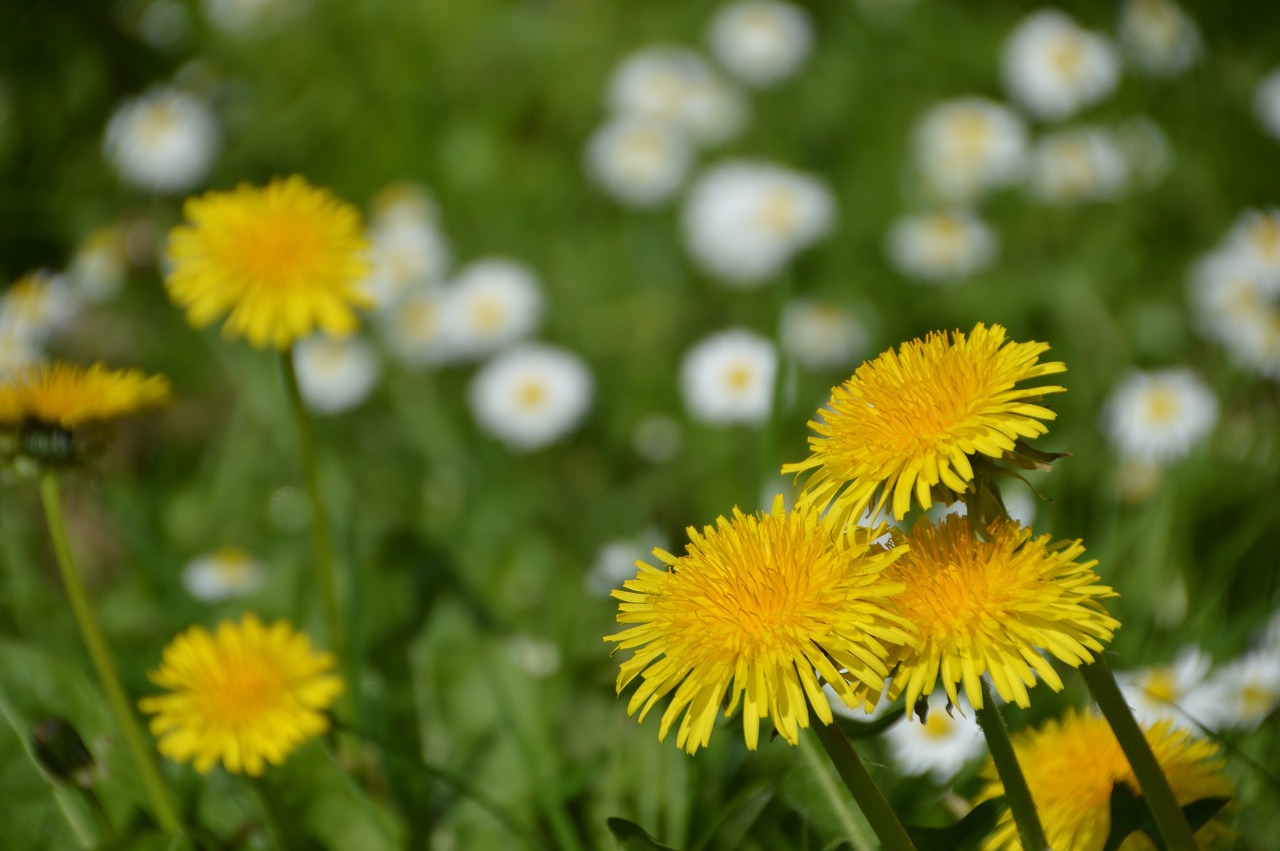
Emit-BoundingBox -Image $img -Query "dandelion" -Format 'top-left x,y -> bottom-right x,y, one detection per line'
584,117 -> 692,208
1029,127 -> 1129,204
1002,10 -> 1120,122
976,709 -> 1234,851
0,362 -> 169,435
103,87 -> 218,194
779,299 -> 866,370
884,691 -> 985,784
139,614 -> 342,775
165,176 -> 370,349
873,516 -> 1118,712
785,322 -> 1066,525
1119,0 -> 1201,78
468,344 -> 593,451
912,98 -> 1028,204
182,547 -> 266,603
707,1 -> 814,89
682,161 -> 835,285
293,334 -> 380,415
679,329 -> 777,425
607,498 -> 911,754
447,259 -> 543,361
1100,368 -> 1217,464
885,210 -> 998,284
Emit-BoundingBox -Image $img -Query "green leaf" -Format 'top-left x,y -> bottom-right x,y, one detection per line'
1101,783 -> 1231,851
606,816 -> 679,850
905,800 -> 1003,851
783,734 -> 876,851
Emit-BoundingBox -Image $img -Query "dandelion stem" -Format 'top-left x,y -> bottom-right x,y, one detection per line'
249,777 -> 301,851
38,471 -> 183,836
1082,657 -> 1197,851
279,350 -> 345,669
975,679 -> 1048,851
811,719 -> 917,851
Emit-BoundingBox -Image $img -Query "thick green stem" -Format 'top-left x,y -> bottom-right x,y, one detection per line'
39,472 -> 183,835
975,680 -> 1048,851
279,350 -> 344,664
1082,657 -> 1197,851
811,719 -> 917,851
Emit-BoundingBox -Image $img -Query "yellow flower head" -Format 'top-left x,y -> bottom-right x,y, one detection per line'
880,516 -> 1118,711
0,362 -> 170,428
784,323 -> 1066,524
978,710 -> 1234,851
165,176 -> 371,349
139,614 -> 343,776
606,497 -> 913,755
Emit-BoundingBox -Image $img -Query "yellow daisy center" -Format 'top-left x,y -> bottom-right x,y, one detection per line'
1143,669 -> 1179,704
515,379 -> 548,410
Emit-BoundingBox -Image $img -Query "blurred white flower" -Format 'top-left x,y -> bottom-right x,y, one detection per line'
780,299 -> 865,369
608,45 -> 747,147
203,0 -> 311,35
1119,0 -> 1201,77
1116,646 -> 1216,731
1114,115 -> 1173,189
469,344 -> 593,451
631,413 -> 683,463
69,226 -> 129,303
135,0 -> 192,50
448,259 -> 543,361
103,87 -> 218,194
0,271 -> 80,342
680,329 -> 777,425
1196,648 -> 1280,731
1101,368 -> 1217,463
1190,248 -> 1280,380
1255,67 -> 1280,143
506,635 -> 562,679
0,320 -> 39,378
682,161 -> 835,285
913,98 -> 1028,204
884,692 -> 985,784
584,117 -> 692,208
886,210 -> 998,284
370,182 -> 442,229
358,215 -> 451,312
1002,9 -> 1120,121
1221,209 -> 1280,295
182,547 -> 265,602
294,334 -> 380,415
707,1 -> 814,89
1029,127 -> 1128,203
585,528 -> 668,598
383,286 -> 456,367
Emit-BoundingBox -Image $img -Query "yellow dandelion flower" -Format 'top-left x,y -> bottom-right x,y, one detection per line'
165,176 -> 371,349
783,322 -> 1065,524
977,709 -> 1234,850
0,362 -> 169,428
880,516 -> 1118,711
139,614 -> 342,776
606,497 -> 913,755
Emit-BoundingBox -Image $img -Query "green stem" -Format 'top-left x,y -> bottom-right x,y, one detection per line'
810,719 -> 917,851
975,680 -> 1048,851
38,472 -> 183,835
279,351 -> 345,666
1082,657 -> 1198,851
249,777 -> 300,851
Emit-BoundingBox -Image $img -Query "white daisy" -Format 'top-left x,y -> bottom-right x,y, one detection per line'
1189,250 -> 1280,380
69,226 -> 129,303
182,547 -> 265,602
447,259 -> 543,361
1101,368 -> 1218,463
707,1 -> 814,89
469,344 -> 593,451
1255,67 -> 1280,143
0,271 -> 80,342
0,320 -> 40,378
607,45 -> 747,147
682,161 -> 835,286
293,334 -> 380,415
1116,646 -> 1216,731
370,182 -> 442,229
779,299 -> 866,369
885,210 -> 998,284
358,214 -> 451,311
203,0 -> 311,35
383,286 -> 456,367
1118,0 -> 1201,77
1114,115 -> 1173,189
585,528 -> 668,598
1002,9 -> 1121,121
1029,127 -> 1129,203
584,117 -> 692,208
1221,209 -> 1280,294
506,635 -> 562,679
679,329 -> 777,425
912,98 -> 1029,204
1196,648 -> 1280,731
630,413 -> 683,463
103,87 -> 218,194
884,692 -> 985,784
